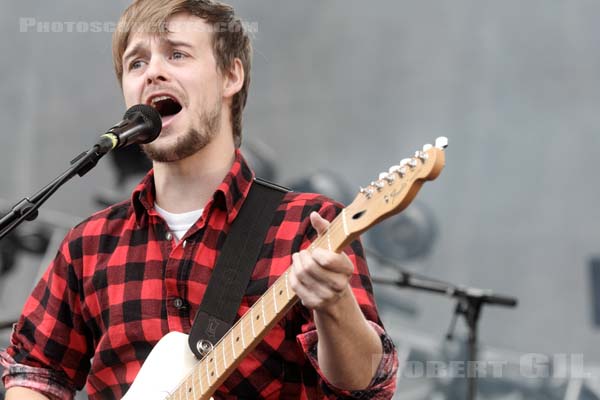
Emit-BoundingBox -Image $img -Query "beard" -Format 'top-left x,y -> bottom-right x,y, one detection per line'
142,101 -> 222,163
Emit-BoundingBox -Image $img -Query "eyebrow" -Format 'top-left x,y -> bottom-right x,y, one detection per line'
123,42 -> 146,65
123,39 -> 193,64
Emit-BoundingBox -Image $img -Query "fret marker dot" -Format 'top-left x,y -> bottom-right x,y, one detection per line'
236,337 -> 239,342
279,290 -> 283,295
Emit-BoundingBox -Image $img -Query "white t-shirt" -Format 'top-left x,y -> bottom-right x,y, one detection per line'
154,203 -> 203,241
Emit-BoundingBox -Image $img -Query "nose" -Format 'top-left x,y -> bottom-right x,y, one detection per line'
144,56 -> 169,85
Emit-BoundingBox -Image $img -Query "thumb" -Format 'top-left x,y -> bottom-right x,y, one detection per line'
310,211 -> 330,236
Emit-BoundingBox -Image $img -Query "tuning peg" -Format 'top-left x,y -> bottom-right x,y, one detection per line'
389,165 -> 405,178
371,181 -> 385,190
399,158 -> 411,167
408,159 -> 418,168
422,144 -> 433,151
379,172 -> 395,184
360,186 -> 374,199
435,136 -> 448,149
415,150 -> 429,161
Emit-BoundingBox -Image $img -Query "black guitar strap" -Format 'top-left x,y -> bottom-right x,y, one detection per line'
188,178 -> 288,359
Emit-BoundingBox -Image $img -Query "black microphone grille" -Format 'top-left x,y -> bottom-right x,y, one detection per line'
123,104 -> 162,137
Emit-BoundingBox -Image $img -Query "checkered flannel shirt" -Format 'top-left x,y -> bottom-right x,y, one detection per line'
2,150 -> 398,399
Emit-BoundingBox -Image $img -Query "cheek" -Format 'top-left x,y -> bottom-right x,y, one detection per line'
121,80 -> 141,107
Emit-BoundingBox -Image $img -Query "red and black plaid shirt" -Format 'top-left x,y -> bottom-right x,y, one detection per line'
2,150 -> 398,399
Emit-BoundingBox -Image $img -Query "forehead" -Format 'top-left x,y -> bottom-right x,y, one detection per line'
124,13 -> 213,54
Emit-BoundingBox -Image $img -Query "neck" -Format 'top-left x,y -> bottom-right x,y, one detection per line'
153,132 -> 236,213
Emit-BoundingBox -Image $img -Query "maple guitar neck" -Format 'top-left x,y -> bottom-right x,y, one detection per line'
165,138 -> 448,400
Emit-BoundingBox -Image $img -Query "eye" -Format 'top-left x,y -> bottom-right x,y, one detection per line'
171,51 -> 186,60
128,59 -> 145,71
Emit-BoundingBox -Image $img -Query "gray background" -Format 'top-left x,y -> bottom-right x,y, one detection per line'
1,1 -> 600,398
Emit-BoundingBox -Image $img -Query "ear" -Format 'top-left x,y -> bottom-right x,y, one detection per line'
222,58 -> 244,100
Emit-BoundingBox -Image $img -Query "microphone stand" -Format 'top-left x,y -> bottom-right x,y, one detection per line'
371,272 -> 518,400
0,144 -> 111,241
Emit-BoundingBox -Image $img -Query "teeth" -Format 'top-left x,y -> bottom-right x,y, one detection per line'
150,95 -> 175,105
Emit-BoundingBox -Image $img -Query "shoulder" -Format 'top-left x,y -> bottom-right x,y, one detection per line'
62,199 -> 134,258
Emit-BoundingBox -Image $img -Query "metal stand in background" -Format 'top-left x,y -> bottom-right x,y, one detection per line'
0,146 -> 108,242
372,272 -> 518,400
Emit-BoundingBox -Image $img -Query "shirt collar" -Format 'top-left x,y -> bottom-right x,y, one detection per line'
131,149 -> 255,227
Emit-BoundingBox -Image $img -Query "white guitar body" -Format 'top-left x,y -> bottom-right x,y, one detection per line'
122,332 -> 213,400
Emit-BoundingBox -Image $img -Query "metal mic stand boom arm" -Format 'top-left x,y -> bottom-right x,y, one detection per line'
0,144 -> 110,241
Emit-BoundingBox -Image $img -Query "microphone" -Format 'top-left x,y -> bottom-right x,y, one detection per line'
95,104 -> 162,154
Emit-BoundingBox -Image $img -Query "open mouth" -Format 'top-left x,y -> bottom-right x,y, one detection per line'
149,95 -> 182,118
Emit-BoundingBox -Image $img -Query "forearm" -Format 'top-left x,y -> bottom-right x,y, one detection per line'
5,386 -> 51,400
314,285 -> 383,390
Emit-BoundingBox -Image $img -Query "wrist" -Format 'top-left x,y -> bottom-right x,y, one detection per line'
313,284 -> 354,321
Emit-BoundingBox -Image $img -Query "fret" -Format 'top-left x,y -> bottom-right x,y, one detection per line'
213,351 -> 219,377
206,357 -> 212,385
284,271 -> 290,300
185,380 -> 190,400
261,297 -> 267,326
199,361 -> 204,393
240,317 -> 247,348
326,230 -> 332,250
249,308 -> 256,338
272,285 -> 279,312
191,374 -> 196,399
222,341 -> 227,370
341,208 -> 349,236
230,329 -> 236,357
232,323 -> 244,357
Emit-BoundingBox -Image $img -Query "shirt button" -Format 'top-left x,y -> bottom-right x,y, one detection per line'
173,297 -> 185,309
165,232 -> 172,241
182,240 -> 187,248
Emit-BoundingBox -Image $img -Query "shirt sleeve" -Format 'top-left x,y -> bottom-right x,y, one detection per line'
294,202 -> 399,399
1,231 -> 92,399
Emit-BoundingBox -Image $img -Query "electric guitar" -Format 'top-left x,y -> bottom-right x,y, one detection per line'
122,138 -> 448,399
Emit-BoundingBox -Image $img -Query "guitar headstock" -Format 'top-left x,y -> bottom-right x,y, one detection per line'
344,137 -> 447,236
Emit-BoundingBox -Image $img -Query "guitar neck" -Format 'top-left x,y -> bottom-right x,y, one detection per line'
168,212 -> 353,400
167,139 -> 447,399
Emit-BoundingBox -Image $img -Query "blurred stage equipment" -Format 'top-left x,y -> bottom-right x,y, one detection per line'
0,224 -> 50,278
392,329 -> 600,400
367,199 -> 438,263
286,169 -> 353,206
373,271 -> 518,400
0,200 -> 80,331
94,144 -> 152,208
241,140 -> 278,182
589,257 -> 600,327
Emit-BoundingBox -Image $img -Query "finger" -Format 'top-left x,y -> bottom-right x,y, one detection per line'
290,254 -> 331,307
311,248 -> 354,276
310,211 -> 330,236
299,251 -> 344,295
